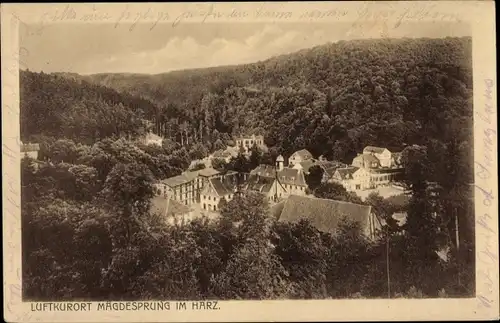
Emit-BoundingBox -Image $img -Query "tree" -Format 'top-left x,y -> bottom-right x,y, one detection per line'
314,182 -> 364,204
272,220 -> 329,298
305,165 -> 324,191
211,158 -> 228,172
213,139 -> 225,151
190,162 -> 206,171
248,145 -> 262,169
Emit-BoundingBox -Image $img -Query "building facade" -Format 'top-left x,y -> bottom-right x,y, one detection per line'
200,172 -> 239,212
251,162 -> 308,199
331,166 -> 371,191
143,132 -> 163,147
288,149 -> 313,167
350,146 -> 404,189
234,134 -> 266,153
21,142 -> 40,160
363,146 -> 392,168
155,167 -> 222,206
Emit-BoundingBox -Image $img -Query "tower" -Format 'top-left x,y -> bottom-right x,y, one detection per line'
276,155 -> 284,171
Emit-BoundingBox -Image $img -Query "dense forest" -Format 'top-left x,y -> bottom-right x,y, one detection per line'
21,36 -> 475,300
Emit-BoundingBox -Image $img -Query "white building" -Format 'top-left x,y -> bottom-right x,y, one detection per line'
200,173 -> 239,212
288,149 -> 313,167
234,134 -> 266,153
143,132 -> 163,147
331,166 -> 371,191
21,142 -> 40,160
363,146 -> 392,168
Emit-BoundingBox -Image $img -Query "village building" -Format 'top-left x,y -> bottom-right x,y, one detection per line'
212,149 -> 234,163
288,149 -> 313,167
330,166 -> 371,191
352,153 -> 381,169
154,167 -> 222,206
391,152 -> 403,168
350,146 -> 404,189
234,134 -> 266,153
142,131 -> 163,147
251,155 -> 308,198
200,172 -> 240,212
21,142 -> 40,160
150,195 -> 195,226
275,195 -> 379,240
244,174 -> 285,203
156,173 -> 196,206
292,159 -> 345,183
363,146 -> 392,168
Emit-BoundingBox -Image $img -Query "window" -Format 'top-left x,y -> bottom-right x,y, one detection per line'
203,203 -> 206,210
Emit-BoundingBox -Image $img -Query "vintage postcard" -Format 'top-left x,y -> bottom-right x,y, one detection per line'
2,1 -> 498,322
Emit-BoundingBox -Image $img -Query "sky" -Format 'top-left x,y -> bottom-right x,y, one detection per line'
19,21 -> 471,75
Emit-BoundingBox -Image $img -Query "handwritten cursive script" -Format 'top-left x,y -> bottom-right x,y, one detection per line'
475,79 -> 498,310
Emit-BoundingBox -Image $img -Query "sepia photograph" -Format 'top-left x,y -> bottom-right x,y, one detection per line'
2,2 -> 498,322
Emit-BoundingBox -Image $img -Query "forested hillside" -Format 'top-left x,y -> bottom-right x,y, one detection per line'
21,36 -> 475,300
82,37 -> 473,164
20,71 -> 157,144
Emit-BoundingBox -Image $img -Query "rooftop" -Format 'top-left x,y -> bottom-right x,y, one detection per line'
21,143 -> 40,152
161,174 -> 193,187
251,164 -> 307,186
150,196 -> 191,217
363,146 -> 388,154
245,174 -> 275,194
209,175 -> 239,196
277,195 -> 372,235
291,149 -> 313,159
198,167 -> 220,178
336,166 -> 361,180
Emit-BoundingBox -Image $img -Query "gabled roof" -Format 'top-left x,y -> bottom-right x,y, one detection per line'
278,168 -> 307,186
198,167 -> 220,178
277,195 -> 372,235
150,196 -> 191,217
251,165 -> 276,177
354,153 -> 380,165
291,149 -> 313,160
245,174 -> 275,194
336,166 -> 361,180
21,143 -> 40,152
161,174 -> 193,187
363,146 -> 388,154
209,175 -> 239,196
250,165 -> 307,187
297,159 -> 317,173
270,200 -> 286,220
324,166 -> 339,178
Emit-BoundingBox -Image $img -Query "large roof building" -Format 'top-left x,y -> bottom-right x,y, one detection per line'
276,195 -> 378,239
